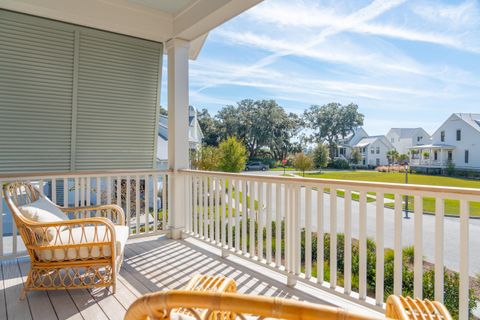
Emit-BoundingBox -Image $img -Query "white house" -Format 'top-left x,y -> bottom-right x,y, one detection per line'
386,128 -> 431,154
353,135 -> 394,166
336,127 -> 369,159
157,106 -> 204,169
410,113 -> 480,171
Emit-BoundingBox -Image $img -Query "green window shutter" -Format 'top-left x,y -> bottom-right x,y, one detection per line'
0,10 -> 163,173
75,30 -> 162,171
0,12 -> 75,173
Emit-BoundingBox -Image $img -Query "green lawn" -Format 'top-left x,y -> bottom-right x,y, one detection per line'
304,171 -> 480,216
271,167 -> 296,171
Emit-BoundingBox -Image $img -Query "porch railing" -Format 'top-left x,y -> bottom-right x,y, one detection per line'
0,169 -> 171,258
180,169 -> 480,318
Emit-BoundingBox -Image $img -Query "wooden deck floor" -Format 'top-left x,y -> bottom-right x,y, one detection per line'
0,235 -> 382,320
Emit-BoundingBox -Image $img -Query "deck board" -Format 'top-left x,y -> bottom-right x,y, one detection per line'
0,235 -> 382,319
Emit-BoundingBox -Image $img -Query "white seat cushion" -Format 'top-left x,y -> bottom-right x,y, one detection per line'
19,197 -> 68,241
36,225 -> 129,262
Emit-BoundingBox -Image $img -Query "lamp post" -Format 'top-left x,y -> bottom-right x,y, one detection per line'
404,163 -> 410,219
282,158 -> 287,175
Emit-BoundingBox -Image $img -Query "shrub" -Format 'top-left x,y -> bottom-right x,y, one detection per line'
293,153 -> 313,176
350,149 -> 362,165
332,157 -> 350,169
218,137 -> 247,172
446,161 -> 456,176
312,144 -> 329,169
191,146 -> 220,171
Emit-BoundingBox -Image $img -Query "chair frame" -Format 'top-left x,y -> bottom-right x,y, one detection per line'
3,181 -> 126,298
125,290 -> 382,320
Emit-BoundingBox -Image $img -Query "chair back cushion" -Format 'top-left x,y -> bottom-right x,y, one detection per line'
19,197 -> 68,241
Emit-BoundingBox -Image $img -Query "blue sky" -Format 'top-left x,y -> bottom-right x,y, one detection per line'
162,0 -> 480,135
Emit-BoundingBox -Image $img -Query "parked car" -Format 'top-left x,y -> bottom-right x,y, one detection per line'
245,161 -> 269,171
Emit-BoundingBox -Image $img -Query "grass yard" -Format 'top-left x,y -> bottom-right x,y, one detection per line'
304,171 -> 480,216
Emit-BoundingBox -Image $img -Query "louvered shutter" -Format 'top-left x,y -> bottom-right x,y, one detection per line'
75,31 -> 162,170
0,10 -> 162,173
0,12 -> 75,172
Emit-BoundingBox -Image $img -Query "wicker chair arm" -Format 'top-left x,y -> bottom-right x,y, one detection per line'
24,217 -> 117,249
61,204 -> 126,225
125,291 -> 381,320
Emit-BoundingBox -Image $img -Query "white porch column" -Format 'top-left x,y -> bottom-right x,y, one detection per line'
166,38 -> 190,239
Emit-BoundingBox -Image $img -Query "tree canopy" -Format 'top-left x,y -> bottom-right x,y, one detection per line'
303,103 -> 364,159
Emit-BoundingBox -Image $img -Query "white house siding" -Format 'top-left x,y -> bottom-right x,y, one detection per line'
337,127 -> 369,159
430,114 -> 480,170
355,136 -> 394,167
386,128 -> 431,154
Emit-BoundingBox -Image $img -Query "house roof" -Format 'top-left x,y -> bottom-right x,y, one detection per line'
354,135 -> 384,147
455,113 -> 480,133
409,144 -> 455,149
388,128 -> 422,139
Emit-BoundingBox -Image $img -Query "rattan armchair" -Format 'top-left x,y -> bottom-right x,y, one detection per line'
125,290 -> 381,320
3,181 -> 127,298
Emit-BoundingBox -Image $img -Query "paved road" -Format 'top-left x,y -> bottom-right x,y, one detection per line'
239,170 -> 480,275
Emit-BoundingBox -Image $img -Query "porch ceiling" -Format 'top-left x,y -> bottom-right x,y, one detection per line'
0,0 -> 262,59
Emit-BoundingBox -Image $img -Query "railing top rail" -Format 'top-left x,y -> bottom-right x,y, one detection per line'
0,169 -> 173,180
179,169 -> 480,197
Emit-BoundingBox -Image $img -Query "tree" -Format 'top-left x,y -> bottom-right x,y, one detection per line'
218,137 -> 247,172
387,150 -> 399,165
350,149 -> 362,165
303,103 -> 364,159
191,146 -> 220,171
197,108 -> 221,146
398,153 -> 409,164
312,144 -> 329,169
293,153 -> 313,177
159,105 -> 168,116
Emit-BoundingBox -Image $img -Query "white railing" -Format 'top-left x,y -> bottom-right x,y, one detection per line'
0,169 -> 171,258
180,169 -> 480,318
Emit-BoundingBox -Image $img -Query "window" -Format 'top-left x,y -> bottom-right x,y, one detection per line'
434,151 -> 438,161
371,149 -> 374,154
376,158 -> 380,166
465,150 -> 469,163
376,147 -> 380,154
417,136 -> 423,142
448,151 -> 453,161
441,131 -> 445,142
456,129 -> 461,141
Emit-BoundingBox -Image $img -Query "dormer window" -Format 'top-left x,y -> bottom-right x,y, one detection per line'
441,131 -> 445,142
456,129 -> 461,141
417,136 -> 423,142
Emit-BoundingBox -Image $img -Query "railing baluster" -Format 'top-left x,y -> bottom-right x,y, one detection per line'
459,199 -> 469,319
305,186 -> 312,279
153,174 -> 158,232
86,177 -> 91,209
185,174 -> 191,234
39,179 -> 44,195
126,176 -> 131,231
203,176 -> 208,240
215,177 -> 220,243
249,181 -> 255,257
344,189 -> 352,294
228,179 -> 235,250
317,185 -> 324,284
135,175 -> 140,235
266,182 -> 272,265
258,181 -> 264,260
241,179 -> 247,253
199,176 -> 204,237
193,176 -> 198,235
414,194 -> 423,299
51,178 -> 57,204
295,185 -> 301,275
64,178 -> 69,208
375,192 -> 385,306
226,179 -> 232,249
359,191 -> 367,300
74,177 -> 79,208
435,196 -> 444,303
275,182 -> 281,267
167,173 -> 171,228
0,185 -> 3,256
116,176 -> 121,208
394,193 -> 403,296
145,175 -> 150,234
285,184 -> 291,273
210,177 -> 215,241
162,174 -> 167,231
329,187 -> 337,288
221,178 -> 227,247
234,179 -> 240,251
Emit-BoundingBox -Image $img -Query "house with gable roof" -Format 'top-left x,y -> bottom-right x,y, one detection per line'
386,127 -> 431,154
